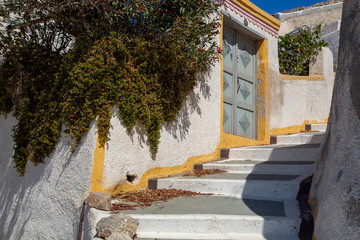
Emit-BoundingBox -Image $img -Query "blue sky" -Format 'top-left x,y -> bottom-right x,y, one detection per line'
251,0 -> 327,14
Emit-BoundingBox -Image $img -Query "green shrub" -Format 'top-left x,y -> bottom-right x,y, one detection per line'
0,0 -> 220,175
278,25 -> 328,76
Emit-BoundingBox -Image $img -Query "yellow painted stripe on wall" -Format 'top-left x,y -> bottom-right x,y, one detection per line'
280,74 -> 325,81
270,124 -> 307,136
108,148 -> 223,193
90,133 -> 105,192
257,39 -> 270,142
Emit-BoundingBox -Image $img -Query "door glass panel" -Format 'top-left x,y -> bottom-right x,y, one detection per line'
236,108 -> 253,138
236,34 -> 254,78
236,77 -> 253,105
223,103 -> 233,134
223,27 -> 234,70
223,72 -> 233,100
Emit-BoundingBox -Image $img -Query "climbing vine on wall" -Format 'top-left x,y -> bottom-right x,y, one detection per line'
0,0 -> 220,175
278,25 -> 328,76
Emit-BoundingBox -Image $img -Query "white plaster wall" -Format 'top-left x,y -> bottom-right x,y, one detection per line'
103,63 -> 222,187
267,36 -> 282,131
275,3 -> 343,36
102,6 -> 280,188
0,115 -> 97,239
269,48 -> 335,129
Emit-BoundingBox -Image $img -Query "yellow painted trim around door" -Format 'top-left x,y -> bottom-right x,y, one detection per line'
220,24 -> 270,145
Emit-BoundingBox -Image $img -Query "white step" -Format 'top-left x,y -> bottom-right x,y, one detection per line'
200,160 -> 314,175
132,214 -> 300,240
275,132 -> 325,144
310,124 -> 328,132
136,234 -> 270,240
84,141 -> 319,240
227,144 -> 319,161
85,197 -> 301,240
156,176 -> 302,199
136,230 -> 299,240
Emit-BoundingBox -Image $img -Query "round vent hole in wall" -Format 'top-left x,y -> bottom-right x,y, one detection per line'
126,174 -> 137,183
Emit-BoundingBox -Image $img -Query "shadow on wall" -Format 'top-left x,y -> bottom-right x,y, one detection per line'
0,115 -> 95,239
110,68 -> 213,151
240,143 -> 320,239
165,71 -> 212,142
0,115 -> 51,239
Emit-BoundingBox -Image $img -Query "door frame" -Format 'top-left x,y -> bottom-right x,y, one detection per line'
221,13 -> 268,141
223,23 -> 259,139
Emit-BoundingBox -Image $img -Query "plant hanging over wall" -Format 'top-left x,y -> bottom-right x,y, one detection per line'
0,0 -> 220,175
278,25 -> 328,76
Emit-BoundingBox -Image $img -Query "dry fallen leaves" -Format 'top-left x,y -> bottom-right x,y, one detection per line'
112,189 -> 210,210
183,169 -> 227,177
112,203 -> 138,211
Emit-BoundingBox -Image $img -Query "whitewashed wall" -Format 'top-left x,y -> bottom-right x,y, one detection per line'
0,4 -> 282,237
103,59 -> 222,188
275,2 -> 343,36
0,116 -> 97,239
102,6 -> 280,188
269,48 -> 335,129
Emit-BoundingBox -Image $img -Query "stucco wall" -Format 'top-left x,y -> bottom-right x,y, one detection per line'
310,1 -> 360,239
269,47 -> 335,130
0,2 -> 282,237
275,2 -> 343,36
101,3 -> 280,190
267,36 -> 283,133
0,115 -> 97,239
102,71 -> 222,188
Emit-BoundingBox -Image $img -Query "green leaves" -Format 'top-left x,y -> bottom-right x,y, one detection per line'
278,25 -> 328,76
0,0 -> 219,175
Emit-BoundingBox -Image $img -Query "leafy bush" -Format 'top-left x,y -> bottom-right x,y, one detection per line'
0,0 -> 220,175
278,25 -> 328,76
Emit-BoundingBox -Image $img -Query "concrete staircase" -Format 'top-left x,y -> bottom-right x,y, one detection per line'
88,124 -> 326,240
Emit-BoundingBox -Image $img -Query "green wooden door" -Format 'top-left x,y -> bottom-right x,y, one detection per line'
223,25 -> 257,139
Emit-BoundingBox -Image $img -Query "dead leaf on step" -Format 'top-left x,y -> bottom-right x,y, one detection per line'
183,169 -> 227,177
112,189 -> 211,208
112,203 -> 138,210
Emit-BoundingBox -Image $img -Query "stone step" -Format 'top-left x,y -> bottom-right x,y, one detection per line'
136,236 -> 269,240
117,195 -> 300,240
272,132 -> 325,144
86,195 -> 301,240
85,141 -> 320,239
136,236 -> 270,240
151,173 -> 304,199
196,159 -> 314,175
306,123 -> 328,132
224,144 -> 320,161
131,214 -> 299,240
135,231 -> 298,240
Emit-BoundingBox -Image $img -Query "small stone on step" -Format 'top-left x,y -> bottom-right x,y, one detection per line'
96,214 -> 138,239
86,191 -> 113,211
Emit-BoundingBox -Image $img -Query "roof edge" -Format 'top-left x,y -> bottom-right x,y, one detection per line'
232,0 -> 281,30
